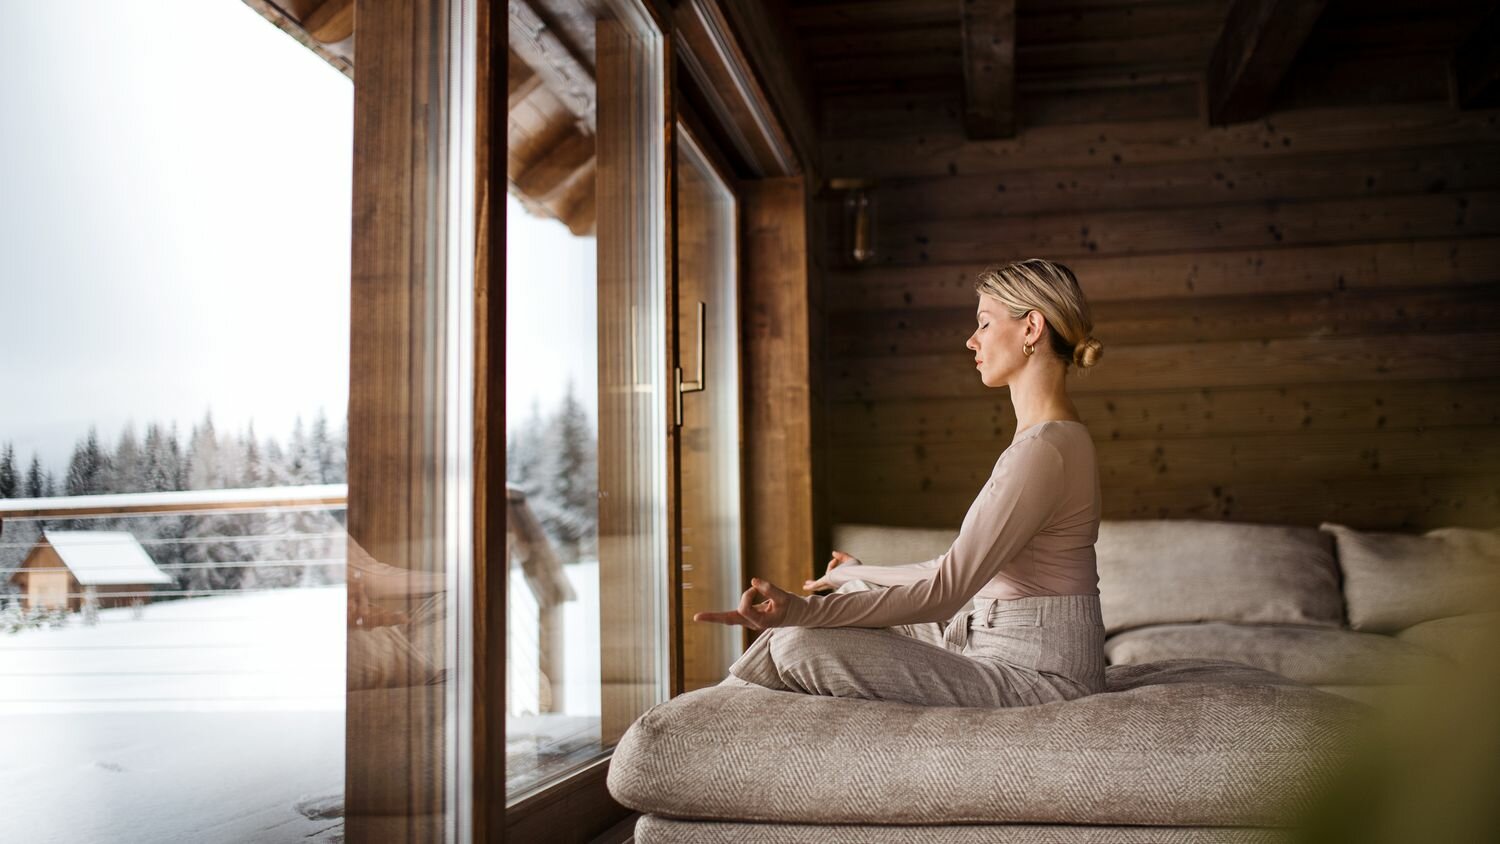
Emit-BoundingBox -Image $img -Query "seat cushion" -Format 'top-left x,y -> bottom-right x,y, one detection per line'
607,659 -> 1370,828
634,815 -> 1296,843
1104,622 -> 1446,686
1320,523 -> 1500,633
1095,520 -> 1343,634
832,523 -> 955,566
1396,612 -> 1500,664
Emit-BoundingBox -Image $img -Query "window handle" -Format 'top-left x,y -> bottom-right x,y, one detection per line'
675,300 -> 706,427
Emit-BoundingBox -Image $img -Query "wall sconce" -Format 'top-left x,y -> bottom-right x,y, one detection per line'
830,178 -> 877,265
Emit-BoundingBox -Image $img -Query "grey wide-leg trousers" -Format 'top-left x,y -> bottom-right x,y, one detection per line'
721,580 -> 1108,708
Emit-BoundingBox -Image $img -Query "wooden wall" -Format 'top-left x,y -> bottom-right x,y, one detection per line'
801,0 -> 1500,532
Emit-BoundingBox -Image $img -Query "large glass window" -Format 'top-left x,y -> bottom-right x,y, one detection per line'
503,0 -> 667,805
0,1 -> 353,841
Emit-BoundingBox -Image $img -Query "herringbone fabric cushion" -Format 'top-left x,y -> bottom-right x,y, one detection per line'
1096,521 -> 1343,634
634,815 -> 1296,843
607,659 -> 1370,828
1105,622 -> 1447,685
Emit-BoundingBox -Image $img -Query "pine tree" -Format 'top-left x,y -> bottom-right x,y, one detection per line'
66,428 -> 109,496
507,399 -> 547,491
537,379 -> 598,562
167,424 -> 187,491
283,416 -> 313,485
24,454 -> 44,498
109,423 -> 145,494
243,422 -> 264,487
42,470 -> 57,498
143,424 -> 170,492
310,410 -> 334,484
187,411 -> 221,490
0,443 -> 16,498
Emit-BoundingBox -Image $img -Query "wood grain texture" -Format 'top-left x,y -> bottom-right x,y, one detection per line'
1453,4 -> 1500,109
1206,0 -> 1329,125
827,379 -> 1500,445
829,332 -> 1500,400
823,238 -> 1500,310
823,102 -> 1500,178
741,178 -> 818,598
346,0 -> 441,837
959,0 -> 1016,140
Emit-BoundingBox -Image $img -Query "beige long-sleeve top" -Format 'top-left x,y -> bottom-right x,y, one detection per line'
778,420 -> 1102,629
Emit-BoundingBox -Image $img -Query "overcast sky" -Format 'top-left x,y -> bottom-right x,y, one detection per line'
0,1 -> 597,478
0,0 -> 352,474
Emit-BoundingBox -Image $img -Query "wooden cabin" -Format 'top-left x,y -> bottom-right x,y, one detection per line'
9,530 -> 171,611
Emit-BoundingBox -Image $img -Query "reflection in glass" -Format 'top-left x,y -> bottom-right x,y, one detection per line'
503,0 -> 666,805
675,126 -> 744,691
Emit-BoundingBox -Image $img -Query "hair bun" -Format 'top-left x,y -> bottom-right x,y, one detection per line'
1073,335 -> 1103,370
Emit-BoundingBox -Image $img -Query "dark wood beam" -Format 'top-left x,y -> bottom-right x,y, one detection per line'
716,0 -> 821,180
674,0 -> 801,178
1452,4 -> 1500,109
960,0 -> 1016,140
1206,0 -> 1329,125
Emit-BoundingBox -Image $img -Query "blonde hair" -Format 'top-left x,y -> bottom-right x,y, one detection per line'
974,258 -> 1103,371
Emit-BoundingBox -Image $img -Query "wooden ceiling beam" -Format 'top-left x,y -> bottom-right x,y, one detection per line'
960,0 -> 1017,140
513,129 -> 594,202
1452,5 -> 1500,109
304,0 -> 354,45
1206,0 -> 1329,125
674,0 -> 801,178
509,0 -> 596,134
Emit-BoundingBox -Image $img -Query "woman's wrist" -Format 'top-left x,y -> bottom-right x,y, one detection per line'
824,562 -> 862,584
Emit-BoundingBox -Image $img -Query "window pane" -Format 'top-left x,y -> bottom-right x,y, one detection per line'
0,2 -> 352,841
503,0 -> 666,803
676,127 -> 744,691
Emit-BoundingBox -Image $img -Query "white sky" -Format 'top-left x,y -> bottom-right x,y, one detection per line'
505,194 -> 598,436
0,0 -> 596,477
0,0 -> 353,474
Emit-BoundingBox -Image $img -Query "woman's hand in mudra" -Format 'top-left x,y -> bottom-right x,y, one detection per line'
693,577 -> 793,630
802,550 -> 859,593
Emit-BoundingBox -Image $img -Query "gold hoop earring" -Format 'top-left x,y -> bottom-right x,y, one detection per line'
1023,341 -> 1035,356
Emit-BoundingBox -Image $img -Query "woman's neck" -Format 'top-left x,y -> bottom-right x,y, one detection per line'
1008,364 -> 1080,443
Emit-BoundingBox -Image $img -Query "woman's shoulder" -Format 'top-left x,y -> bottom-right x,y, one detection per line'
1008,420 -> 1091,454
993,421 -> 1092,478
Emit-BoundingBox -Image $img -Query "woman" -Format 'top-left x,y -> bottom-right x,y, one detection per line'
694,258 -> 1107,707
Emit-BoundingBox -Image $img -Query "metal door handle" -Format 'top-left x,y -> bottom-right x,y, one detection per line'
675,300 -> 705,426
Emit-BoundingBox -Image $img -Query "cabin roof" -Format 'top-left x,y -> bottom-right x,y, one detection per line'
31,530 -> 174,587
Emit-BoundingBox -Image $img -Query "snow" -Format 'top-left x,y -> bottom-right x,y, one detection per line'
0,557 -> 614,838
0,587 -> 346,843
32,530 -> 173,586
0,586 -> 345,714
0,483 -> 348,514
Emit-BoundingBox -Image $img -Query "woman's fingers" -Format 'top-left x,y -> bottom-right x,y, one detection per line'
692,609 -> 746,626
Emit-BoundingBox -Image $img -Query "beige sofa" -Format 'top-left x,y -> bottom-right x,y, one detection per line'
607,518 -> 1500,842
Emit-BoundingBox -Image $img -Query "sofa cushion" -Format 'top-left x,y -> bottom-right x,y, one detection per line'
1396,612 -> 1500,664
634,815 -> 1297,843
1104,622 -> 1445,686
1096,520 -> 1343,634
1320,523 -> 1500,633
832,523 -> 955,566
607,658 -> 1369,828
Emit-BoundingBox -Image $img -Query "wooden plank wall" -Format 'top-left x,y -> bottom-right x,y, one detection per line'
808,0 -> 1500,532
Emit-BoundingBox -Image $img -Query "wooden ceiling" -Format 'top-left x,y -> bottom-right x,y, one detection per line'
784,0 -> 1499,141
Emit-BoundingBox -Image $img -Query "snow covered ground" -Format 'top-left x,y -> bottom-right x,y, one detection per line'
0,587 -> 346,843
0,565 -> 609,839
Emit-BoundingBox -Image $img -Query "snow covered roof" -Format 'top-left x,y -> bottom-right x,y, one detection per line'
36,530 -> 173,586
